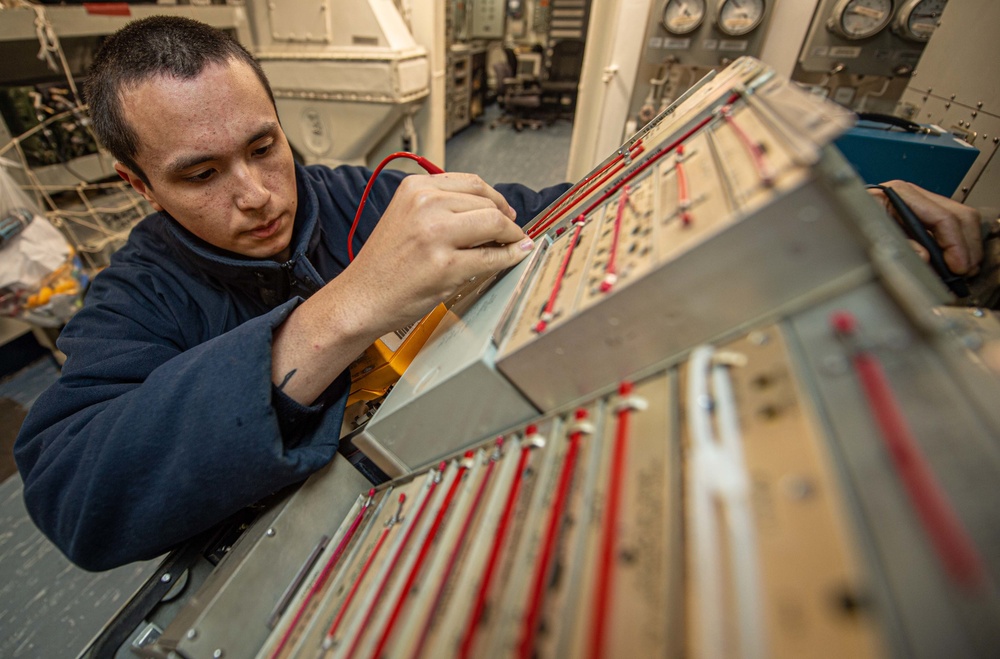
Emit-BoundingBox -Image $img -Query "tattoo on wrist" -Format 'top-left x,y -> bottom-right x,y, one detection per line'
277,369 -> 297,391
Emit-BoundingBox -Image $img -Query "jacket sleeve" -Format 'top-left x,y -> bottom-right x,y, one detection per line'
13,264 -> 346,571
495,181 -> 572,228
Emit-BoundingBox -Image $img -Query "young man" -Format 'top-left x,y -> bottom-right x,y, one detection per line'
14,17 -> 569,571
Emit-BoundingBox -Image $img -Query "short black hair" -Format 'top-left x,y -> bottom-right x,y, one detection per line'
85,16 -> 275,186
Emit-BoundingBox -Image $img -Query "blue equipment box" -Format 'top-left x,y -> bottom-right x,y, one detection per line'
834,118 -> 979,197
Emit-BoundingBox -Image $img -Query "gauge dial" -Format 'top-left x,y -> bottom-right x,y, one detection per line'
662,0 -> 707,35
894,0 -> 946,42
716,0 -> 766,37
829,0 -> 894,40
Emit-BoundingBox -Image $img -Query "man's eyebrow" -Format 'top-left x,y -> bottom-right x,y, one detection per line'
165,123 -> 279,174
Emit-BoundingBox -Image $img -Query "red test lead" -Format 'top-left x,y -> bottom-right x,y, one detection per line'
600,186 -> 631,293
675,144 -> 692,226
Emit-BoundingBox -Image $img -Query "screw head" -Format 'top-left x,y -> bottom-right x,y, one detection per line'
186,629 -> 198,640
213,650 -> 224,659
266,528 -> 276,537
160,573 -> 171,583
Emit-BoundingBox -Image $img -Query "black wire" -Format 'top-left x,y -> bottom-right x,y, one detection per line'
867,184 -> 970,297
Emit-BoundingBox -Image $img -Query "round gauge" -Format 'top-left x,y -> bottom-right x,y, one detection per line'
662,0 -> 707,35
828,0 -> 894,40
893,0 -> 946,42
716,0 -> 766,37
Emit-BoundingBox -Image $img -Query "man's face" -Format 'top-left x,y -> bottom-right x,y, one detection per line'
117,58 -> 297,259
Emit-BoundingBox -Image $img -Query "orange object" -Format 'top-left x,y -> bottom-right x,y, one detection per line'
347,303 -> 448,405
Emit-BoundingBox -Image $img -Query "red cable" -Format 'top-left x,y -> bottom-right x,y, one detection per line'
528,141 -> 645,239
347,152 -> 444,262
322,494 -> 406,650
459,430 -> 537,659
720,105 -> 774,187
831,312 -> 985,590
269,488 -> 375,659
675,144 -> 692,226
344,465 -> 445,659
370,455 -> 471,659
535,216 -> 587,333
589,383 -> 635,659
411,440 -> 503,659
518,409 -> 589,659
600,186 -> 631,293
530,92 -> 737,241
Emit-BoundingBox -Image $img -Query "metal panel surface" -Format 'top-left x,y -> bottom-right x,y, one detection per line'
357,259 -> 540,476
785,282 -> 1000,659
155,455 -> 370,659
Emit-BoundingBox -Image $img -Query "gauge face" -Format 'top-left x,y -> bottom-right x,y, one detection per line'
716,0 -> 766,36
662,0 -> 707,35
830,0 -> 894,40
894,0 -> 946,42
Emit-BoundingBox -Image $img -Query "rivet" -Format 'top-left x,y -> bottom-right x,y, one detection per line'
266,528 -> 276,537
213,650 -> 224,659
186,629 -> 198,640
160,573 -> 171,583
971,308 -> 985,318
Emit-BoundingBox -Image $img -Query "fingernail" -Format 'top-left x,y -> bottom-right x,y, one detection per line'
507,207 -> 517,220
518,238 -> 534,251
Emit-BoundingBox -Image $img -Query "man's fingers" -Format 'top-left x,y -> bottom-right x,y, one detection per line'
419,172 -> 518,221
440,207 -> 529,249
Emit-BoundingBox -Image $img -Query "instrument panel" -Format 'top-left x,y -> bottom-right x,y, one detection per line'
145,57 -> 1000,659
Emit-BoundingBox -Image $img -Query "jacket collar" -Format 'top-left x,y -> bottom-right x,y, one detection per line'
158,162 -> 321,287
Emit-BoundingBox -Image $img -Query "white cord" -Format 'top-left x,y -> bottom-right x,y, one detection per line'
687,345 -> 766,659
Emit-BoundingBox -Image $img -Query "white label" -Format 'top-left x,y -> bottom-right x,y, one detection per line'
829,46 -> 862,58
719,40 -> 749,52
702,39 -> 719,50
811,46 -> 830,57
664,38 -> 692,49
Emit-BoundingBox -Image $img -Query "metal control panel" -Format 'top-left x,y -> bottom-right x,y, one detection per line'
628,0 -> 778,129
142,57 -> 1000,659
791,0 -> 948,112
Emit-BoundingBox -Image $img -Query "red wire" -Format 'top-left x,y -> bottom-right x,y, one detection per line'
518,409 -> 588,659
720,105 -> 774,187
589,383 -> 634,659
675,144 -> 692,226
831,312 -> 985,590
410,441 -> 502,659
370,456 -> 471,659
528,141 -> 645,239
269,488 -> 375,659
344,465 -> 444,659
530,92 -> 737,241
535,216 -> 587,333
323,494 -> 405,649
600,186 -> 630,293
347,152 -> 444,262
459,431 -> 536,659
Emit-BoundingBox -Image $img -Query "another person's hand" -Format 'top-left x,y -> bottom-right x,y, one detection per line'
867,180 -> 982,276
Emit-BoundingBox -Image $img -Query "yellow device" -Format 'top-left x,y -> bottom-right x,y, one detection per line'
347,303 -> 448,405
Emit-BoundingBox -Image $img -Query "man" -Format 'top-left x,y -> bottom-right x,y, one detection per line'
14,17 -> 568,571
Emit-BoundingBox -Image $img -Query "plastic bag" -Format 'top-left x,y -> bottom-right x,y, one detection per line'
0,162 -> 86,326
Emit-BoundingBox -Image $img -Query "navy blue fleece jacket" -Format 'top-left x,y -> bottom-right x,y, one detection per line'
14,162 -> 568,571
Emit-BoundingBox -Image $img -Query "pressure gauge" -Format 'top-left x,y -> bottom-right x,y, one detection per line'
716,0 -> 766,37
893,0 -> 946,42
828,0 -> 894,40
662,0 -> 707,35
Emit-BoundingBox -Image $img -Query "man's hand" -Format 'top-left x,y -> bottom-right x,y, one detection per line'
344,173 -> 534,336
272,173 -> 534,405
867,180 -> 983,276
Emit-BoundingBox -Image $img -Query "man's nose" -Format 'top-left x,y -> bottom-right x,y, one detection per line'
233,163 -> 270,211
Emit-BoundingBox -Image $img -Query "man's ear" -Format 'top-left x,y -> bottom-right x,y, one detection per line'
114,162 -> 164,212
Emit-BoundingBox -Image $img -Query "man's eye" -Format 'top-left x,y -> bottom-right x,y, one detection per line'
185,169 -> 215,182
253,143 -> 272,157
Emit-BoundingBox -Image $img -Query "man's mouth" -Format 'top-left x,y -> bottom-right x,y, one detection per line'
249,216 -> 281,239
